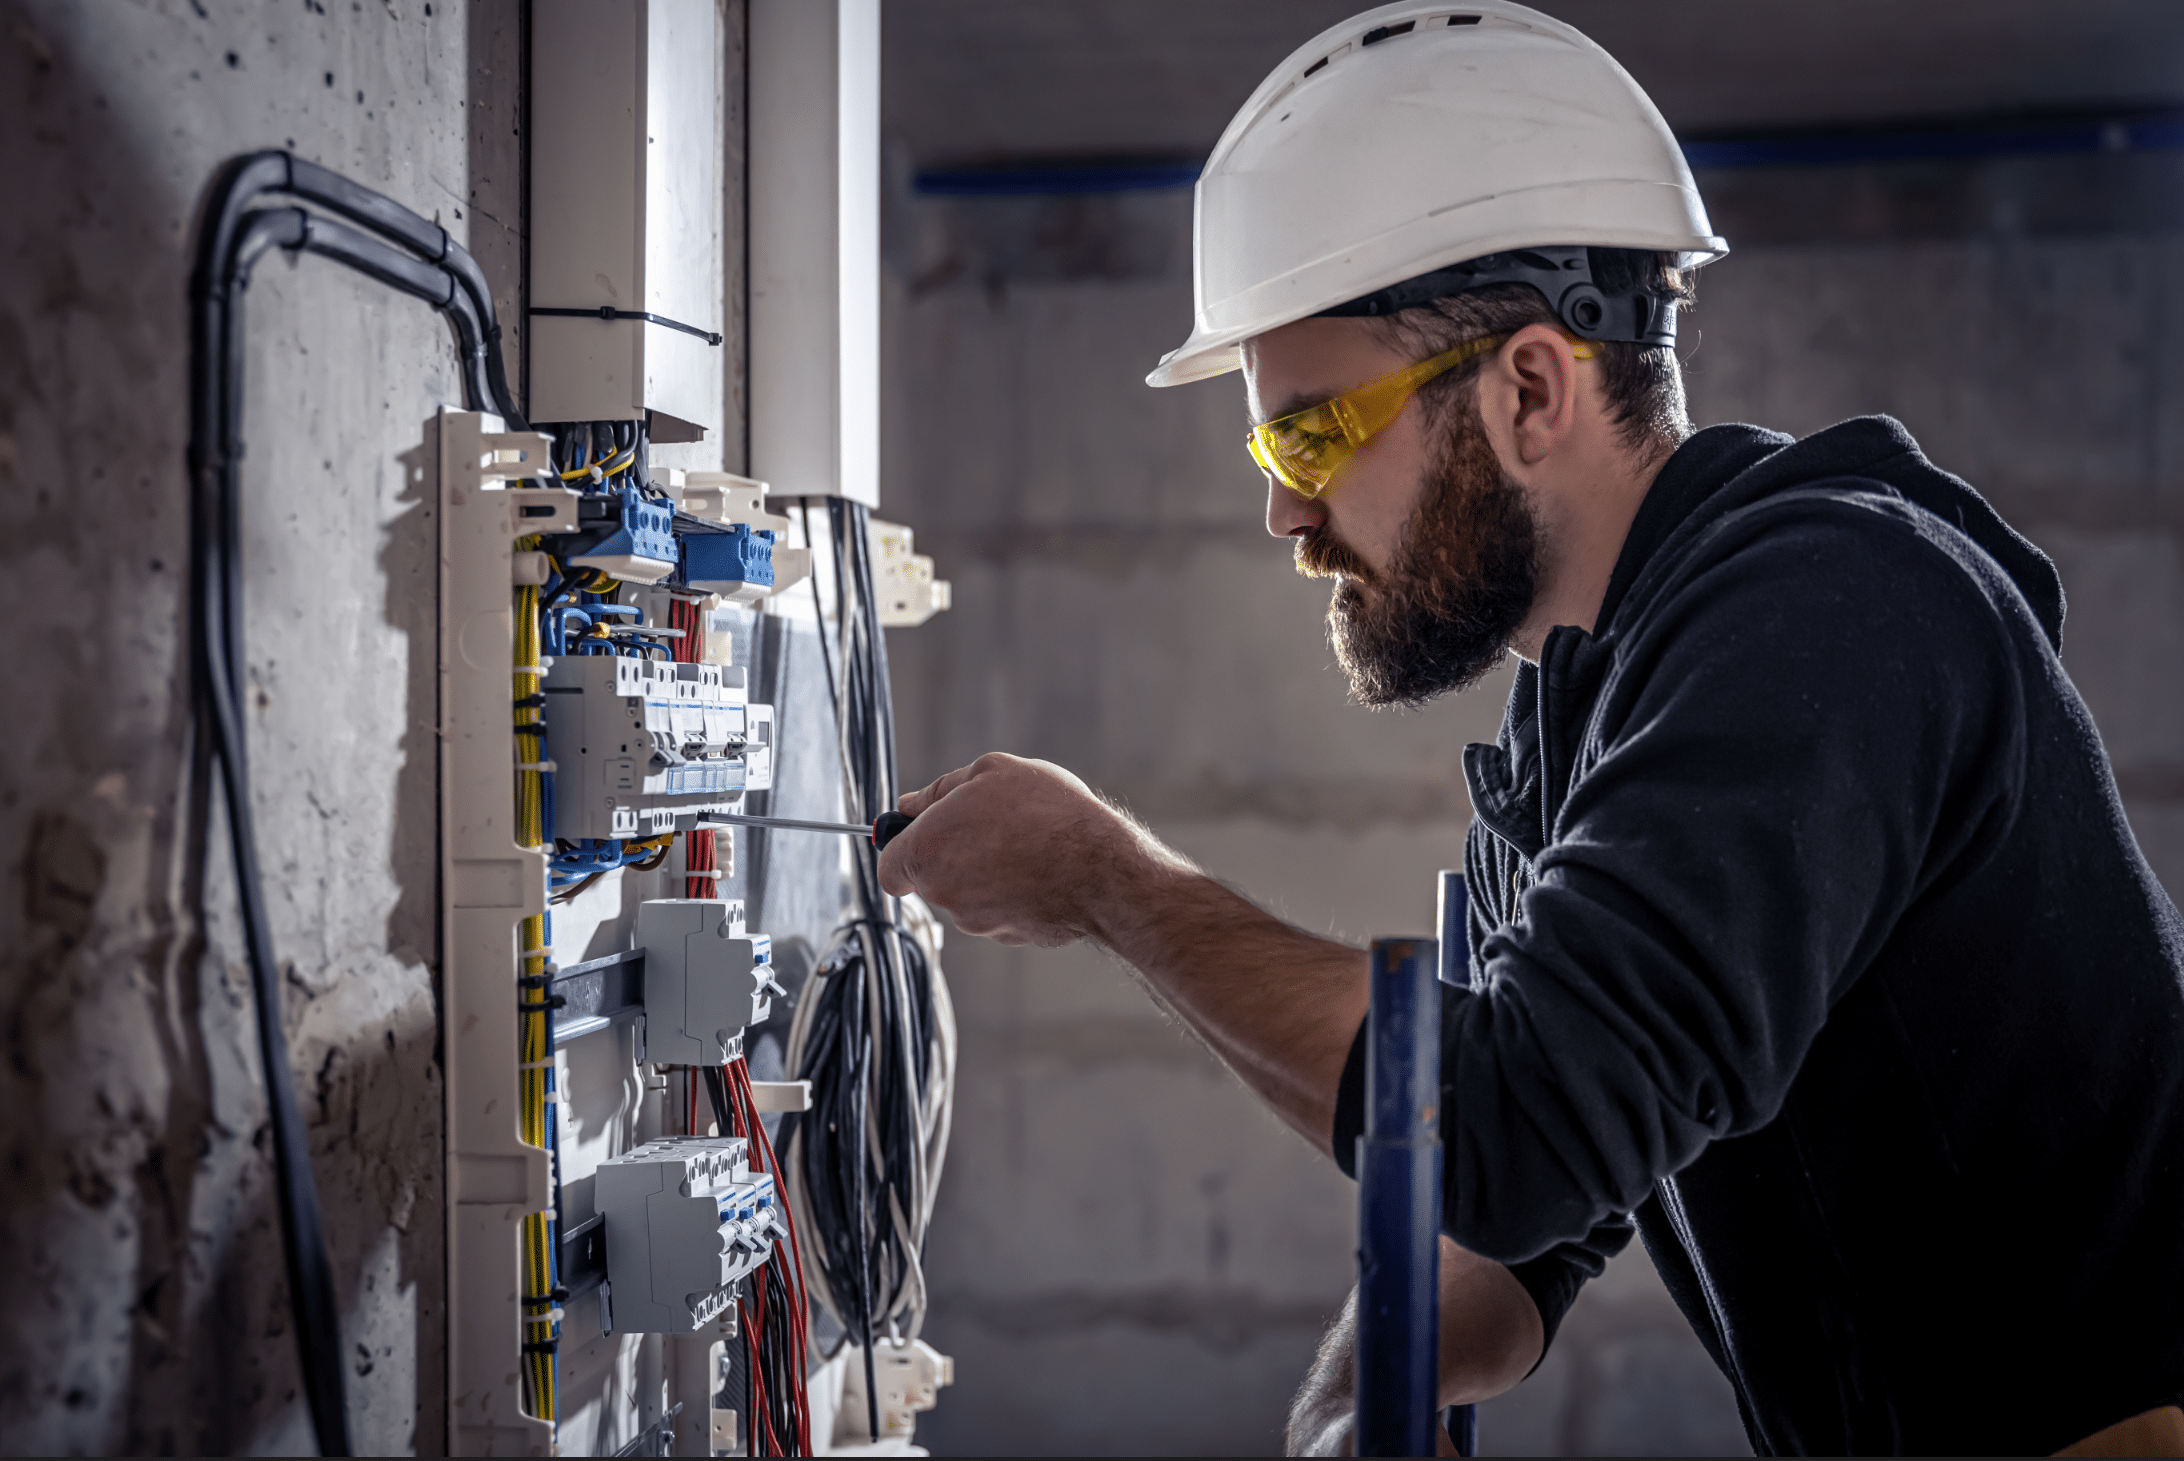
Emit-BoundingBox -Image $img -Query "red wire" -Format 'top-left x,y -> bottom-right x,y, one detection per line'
732,1058 -> 814,1453
672,601 -> 715,901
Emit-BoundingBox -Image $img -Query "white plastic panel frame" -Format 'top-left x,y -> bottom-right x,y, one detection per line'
437,410 -> 558,1457
869,517 -> 952,628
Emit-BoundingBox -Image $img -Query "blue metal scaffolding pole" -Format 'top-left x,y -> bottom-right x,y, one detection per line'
1356,935 -> 1441,1457
1438,870 -> 1478,1457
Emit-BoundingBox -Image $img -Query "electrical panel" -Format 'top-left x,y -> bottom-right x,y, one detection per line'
185,1 -> 948,1446
424,0 -> 958,1453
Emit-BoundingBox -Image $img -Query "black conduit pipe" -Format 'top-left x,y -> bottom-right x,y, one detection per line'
187,151 -> 528,1456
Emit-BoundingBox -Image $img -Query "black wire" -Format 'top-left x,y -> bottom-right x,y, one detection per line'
187,151 -> 534,1455
780,501 -> 945,1443
190,159 -> 349,1460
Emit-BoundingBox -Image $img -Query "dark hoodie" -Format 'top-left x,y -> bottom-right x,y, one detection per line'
1330,417 -> 2184,1455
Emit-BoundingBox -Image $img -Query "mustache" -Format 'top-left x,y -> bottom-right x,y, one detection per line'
1294,528 -> 1374,583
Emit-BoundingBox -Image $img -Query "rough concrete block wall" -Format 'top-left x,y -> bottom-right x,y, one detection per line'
0,2 -> 522,1451
883,150 -> 2183,1455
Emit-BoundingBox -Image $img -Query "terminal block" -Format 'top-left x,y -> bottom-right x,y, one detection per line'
596,1136 -> 788,1334
560,485 -> 679,584
672,470 -> 813,596
637,899 -> 783,1066
542,655 -> 774,840
681,523 -> 776,603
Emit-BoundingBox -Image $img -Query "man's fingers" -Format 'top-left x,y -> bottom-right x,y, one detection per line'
897,759 -> 986,816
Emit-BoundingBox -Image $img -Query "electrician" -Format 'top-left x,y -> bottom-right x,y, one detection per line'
877,4 -> 2184,1454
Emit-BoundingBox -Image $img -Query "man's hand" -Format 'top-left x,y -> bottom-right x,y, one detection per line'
878,752 -> 1369,1153
878,753 -> 1178,946
1285,1238 -> 1546,1456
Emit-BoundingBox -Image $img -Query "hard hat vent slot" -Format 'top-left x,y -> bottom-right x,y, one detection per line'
1361,21 -> 1415,45
1303,55 -> 1330,78
1448,13 -> 1482,24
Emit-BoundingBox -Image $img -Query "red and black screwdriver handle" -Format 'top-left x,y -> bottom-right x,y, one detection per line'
872,810 -> 915,851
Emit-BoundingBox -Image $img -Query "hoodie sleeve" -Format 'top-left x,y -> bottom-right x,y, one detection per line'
1439,490 -> 2032,1264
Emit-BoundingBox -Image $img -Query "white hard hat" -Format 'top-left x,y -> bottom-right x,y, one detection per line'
1148,0 -> 1726,388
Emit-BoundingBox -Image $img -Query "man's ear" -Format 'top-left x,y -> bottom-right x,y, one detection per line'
1478,323 -> 1581,469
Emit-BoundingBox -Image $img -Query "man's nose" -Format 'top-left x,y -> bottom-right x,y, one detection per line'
1266,474 -> 1327,539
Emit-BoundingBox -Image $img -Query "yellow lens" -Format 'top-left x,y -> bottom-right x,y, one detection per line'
1249,425 -> 1326,497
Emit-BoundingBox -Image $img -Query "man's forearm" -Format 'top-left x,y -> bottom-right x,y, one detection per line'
1088,852 -> 1368,1156
879,752 -> 1369,1153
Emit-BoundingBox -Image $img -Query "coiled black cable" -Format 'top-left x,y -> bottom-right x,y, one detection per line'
189,151 -> 527,1456
780,499 -> 951,1441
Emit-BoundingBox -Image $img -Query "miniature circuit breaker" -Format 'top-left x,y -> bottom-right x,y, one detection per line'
595,1136 -> 788,1334
636,899 -> 782,1067
542,656 -> 774,841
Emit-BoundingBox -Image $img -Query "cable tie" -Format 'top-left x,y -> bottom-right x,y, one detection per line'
518,995 -> 569,1012
512,664 -> 547,675
516,760 -> 558,772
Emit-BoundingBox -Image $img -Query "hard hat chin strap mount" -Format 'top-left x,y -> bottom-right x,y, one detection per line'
1316,245 -> 1679,349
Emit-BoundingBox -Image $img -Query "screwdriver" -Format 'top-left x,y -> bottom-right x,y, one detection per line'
700,809 -> 916,849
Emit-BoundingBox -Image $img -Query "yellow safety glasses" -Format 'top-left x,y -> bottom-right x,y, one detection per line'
1246,331 -> 1600,498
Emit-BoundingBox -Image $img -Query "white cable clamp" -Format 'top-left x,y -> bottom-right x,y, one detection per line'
516,760 -> 559,772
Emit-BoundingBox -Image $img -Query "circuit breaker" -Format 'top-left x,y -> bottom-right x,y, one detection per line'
595,1136 -> 787,1334
542,656 -> 774,841
636,899 -> 781,1067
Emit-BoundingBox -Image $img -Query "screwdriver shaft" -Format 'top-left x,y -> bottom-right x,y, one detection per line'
700,810 -> 870,837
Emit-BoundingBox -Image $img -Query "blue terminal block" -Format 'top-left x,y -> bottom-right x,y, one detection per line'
566,486 -> 679,582
681,524 -> 776,597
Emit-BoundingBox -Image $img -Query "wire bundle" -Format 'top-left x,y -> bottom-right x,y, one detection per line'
780,501 -> 957,1438
512,570 -> 565,1422
704,1058 -> 816,1455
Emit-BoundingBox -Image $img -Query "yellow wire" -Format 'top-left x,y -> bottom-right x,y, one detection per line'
513,549 -> 557,1424
555,445 -> 635,482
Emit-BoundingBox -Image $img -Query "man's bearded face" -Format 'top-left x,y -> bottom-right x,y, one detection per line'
1294,393 -> 1540,707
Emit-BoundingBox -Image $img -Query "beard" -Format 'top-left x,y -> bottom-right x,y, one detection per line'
1295,399 -> 1539,708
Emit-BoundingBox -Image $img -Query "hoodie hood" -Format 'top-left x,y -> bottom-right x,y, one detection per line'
1600,416 -> 2065,654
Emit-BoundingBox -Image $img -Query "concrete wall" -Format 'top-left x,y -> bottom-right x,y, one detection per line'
0,2 -> 526,1451
881,148 -> 2184,1454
